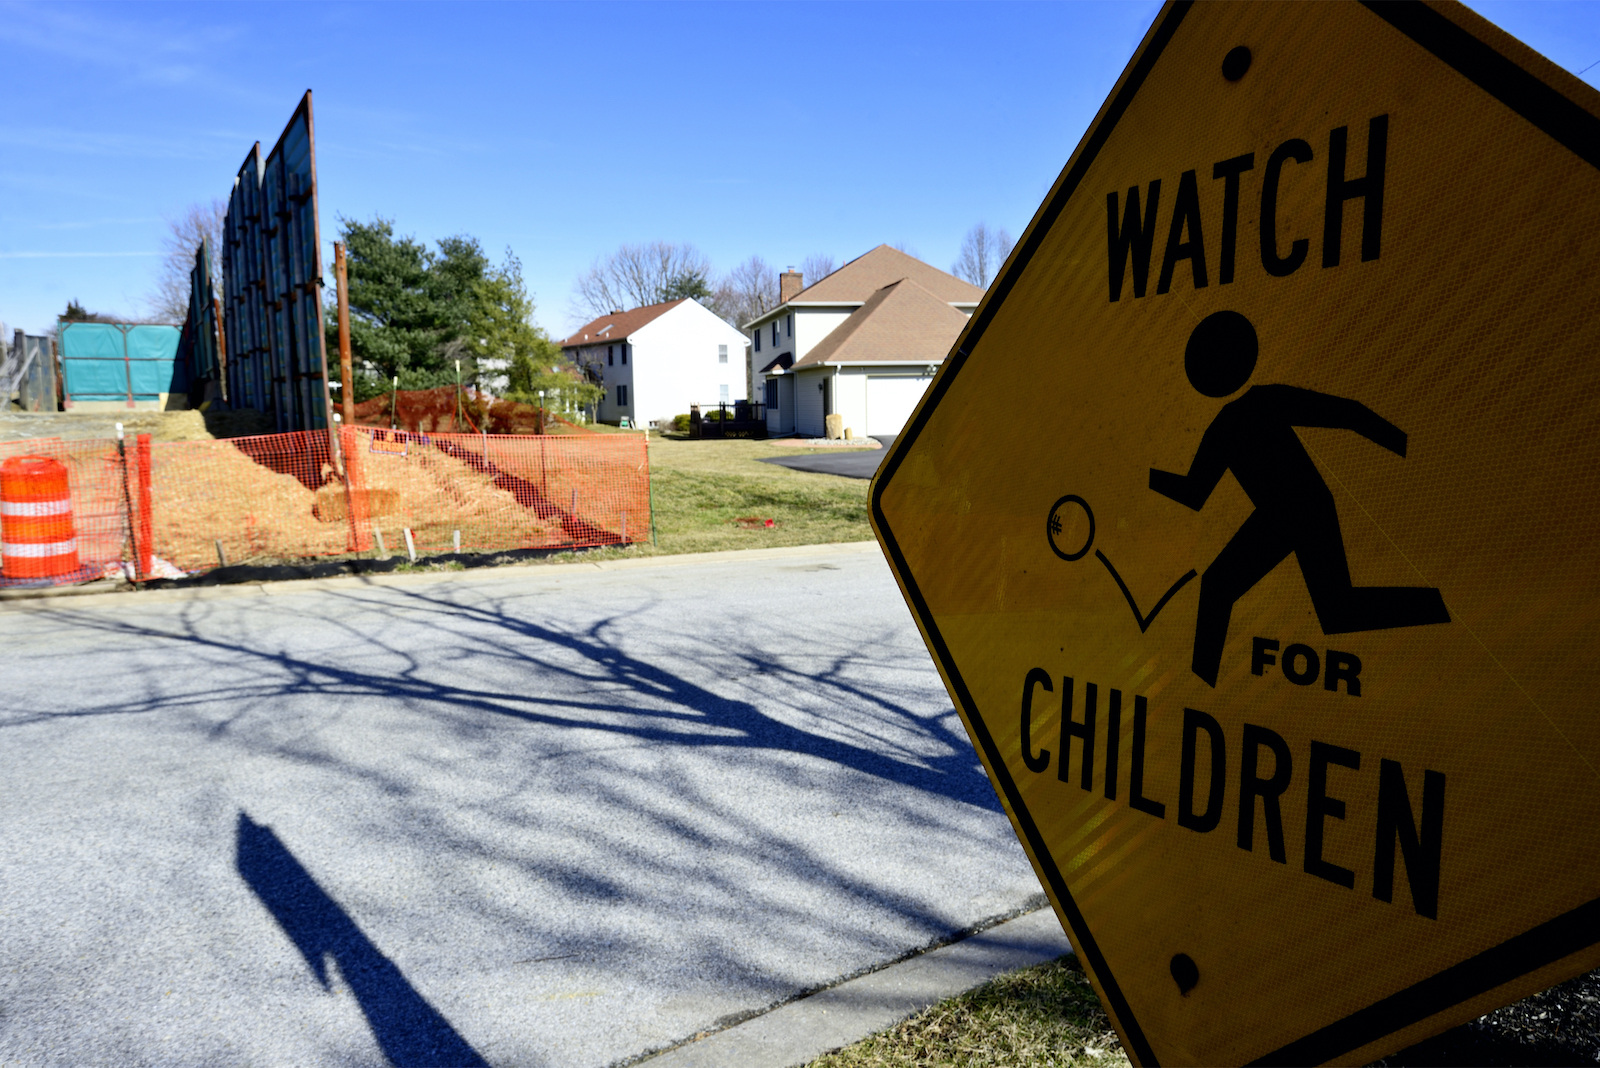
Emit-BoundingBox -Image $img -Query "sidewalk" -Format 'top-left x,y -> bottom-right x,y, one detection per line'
637,907 -> 1072,1068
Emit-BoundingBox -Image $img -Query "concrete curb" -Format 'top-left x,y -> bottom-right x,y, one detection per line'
636,907 -> 1073,1068
0,540 -> 885,611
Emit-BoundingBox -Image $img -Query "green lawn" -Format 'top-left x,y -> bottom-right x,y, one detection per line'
806,955 -> 1129,1068
640,435 -> 876,554
501,434 -> 875,567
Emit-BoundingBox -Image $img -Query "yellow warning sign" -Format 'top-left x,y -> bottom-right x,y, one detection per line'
872,3 -> 1600,1064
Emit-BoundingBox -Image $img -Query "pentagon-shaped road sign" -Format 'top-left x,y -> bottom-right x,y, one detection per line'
872,3 -> 1600,1064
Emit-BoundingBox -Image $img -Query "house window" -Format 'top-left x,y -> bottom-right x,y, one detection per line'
786,313 -> 793,337
718,344 -> 728,364
621,345 -> 628,365
754,330 -> 761,353
720,384 -> 729,404
771,322 -> 778,346
764,380 -> 777,408
617,384 -> 628,407
608,346 -> 614,366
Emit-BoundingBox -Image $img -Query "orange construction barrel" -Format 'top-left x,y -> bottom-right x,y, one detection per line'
0,455 -> 80,580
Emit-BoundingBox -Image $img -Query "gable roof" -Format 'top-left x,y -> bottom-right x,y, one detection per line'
560,299 -> 688,348
759,353 -> 794,374
789,245 -> 984,307
789,278 -> 970,370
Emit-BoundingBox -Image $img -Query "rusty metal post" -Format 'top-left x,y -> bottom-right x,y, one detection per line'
335,242 -> 354,425
212,295 -> 227,402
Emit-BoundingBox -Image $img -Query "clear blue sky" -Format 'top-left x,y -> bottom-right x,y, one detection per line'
2,1 -> 1596,337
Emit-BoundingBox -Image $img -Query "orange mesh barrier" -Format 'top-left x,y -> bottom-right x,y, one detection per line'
344,427 -> 650,555
133,426 -> 649,575
147,429 -> 350,572
0,437 -> 128,587
0,427 -> 649,582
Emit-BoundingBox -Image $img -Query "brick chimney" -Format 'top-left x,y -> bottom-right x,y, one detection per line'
780,267 -> 803,304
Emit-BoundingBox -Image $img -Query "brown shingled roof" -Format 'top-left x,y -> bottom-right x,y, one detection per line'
787,245 -> 983,307
789,278 -> 969,369
559,299 -> 688,348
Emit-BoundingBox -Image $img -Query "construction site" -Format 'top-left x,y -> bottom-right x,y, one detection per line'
0,92 -> 646,591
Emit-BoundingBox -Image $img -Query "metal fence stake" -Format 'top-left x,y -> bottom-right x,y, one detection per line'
375,530 -> 386,557
215,540 -> 227,568
453,530 -> 461,554
403,527 -> 417,563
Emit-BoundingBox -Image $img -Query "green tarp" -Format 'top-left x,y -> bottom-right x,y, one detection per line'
59,322 -> 186,402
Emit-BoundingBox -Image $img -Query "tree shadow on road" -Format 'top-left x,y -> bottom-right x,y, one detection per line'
2,573 -> 1032,1061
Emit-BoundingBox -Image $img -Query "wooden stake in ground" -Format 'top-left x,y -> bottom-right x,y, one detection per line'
334,242 -> 354,426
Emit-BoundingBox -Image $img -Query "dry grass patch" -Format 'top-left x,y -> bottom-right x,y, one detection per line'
807,955 -> 1129,1068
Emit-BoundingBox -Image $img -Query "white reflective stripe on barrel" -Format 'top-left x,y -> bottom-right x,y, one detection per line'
0,498 -> 71,517
2,540 -> 78,557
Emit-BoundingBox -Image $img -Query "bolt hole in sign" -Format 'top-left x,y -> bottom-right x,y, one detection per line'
870,3 -> 1600,1065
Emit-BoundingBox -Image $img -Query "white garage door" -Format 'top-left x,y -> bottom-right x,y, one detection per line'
866,376 -> 932,436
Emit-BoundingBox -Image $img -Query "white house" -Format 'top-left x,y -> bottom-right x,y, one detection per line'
561,298 -> 750,428
745,245 -> 984,438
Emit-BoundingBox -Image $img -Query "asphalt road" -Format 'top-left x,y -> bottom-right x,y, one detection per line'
0,544 -> 1041,1067
756,436 -> 894,480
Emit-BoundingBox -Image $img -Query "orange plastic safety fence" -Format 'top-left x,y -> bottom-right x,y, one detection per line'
147,429 -> 349,572
0,436 -> 129,586
346,427 -> 650,555
122,426 -> 650,576
0,427 -> 650,583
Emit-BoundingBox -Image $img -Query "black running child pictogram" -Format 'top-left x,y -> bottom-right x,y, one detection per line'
1149,311 -> 1450,687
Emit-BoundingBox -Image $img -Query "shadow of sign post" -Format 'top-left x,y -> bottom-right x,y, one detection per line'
235,811 -> 488,1068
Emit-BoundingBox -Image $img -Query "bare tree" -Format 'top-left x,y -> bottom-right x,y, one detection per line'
712,255 -> 779,328
892,240 -> 922,259
570,241 -> 715,321
952,223 -> 1015,289
148,198 -> 226,323
800,253 -> 837,286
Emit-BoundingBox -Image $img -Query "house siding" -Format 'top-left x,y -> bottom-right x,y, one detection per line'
570,301 -> 747,427
795,367 -> 828,438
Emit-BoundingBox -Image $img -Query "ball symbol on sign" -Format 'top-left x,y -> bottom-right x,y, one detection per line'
1046,495 -> 1095,561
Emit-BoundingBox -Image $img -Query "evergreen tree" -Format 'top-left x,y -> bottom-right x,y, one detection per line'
328,216 -> 492,397
483,252 -> 601,413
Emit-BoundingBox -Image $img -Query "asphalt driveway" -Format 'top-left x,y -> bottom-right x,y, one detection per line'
757,436 -> 895,479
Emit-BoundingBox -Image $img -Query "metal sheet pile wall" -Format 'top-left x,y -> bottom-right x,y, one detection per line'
4,332 -> 58,412
222,91 -> 330,433
176,236 -> 222,396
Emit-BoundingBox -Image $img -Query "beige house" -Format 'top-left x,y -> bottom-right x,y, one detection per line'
745,245 -> 983,438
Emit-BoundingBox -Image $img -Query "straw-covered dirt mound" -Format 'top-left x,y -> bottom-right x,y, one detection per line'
151,442 -> 348,570
151,437 -> 562,571
343,440 -> 561,554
